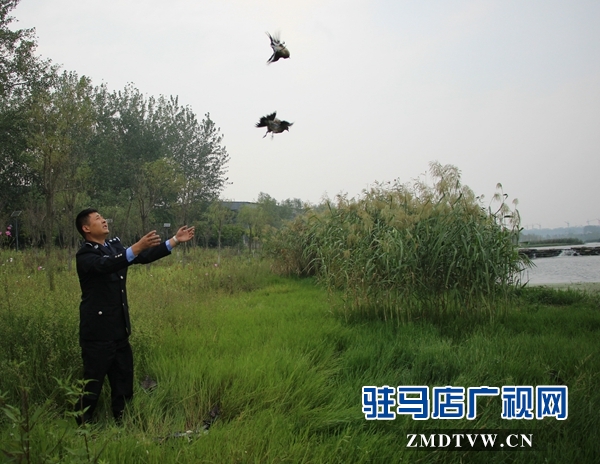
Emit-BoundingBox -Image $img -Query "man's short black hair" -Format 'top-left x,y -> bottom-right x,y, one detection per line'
76,208 -> 98,238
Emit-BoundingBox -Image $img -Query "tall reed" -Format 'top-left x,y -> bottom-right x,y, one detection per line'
265,162 -> 530,321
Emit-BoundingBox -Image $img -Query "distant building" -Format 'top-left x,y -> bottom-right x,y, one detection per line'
221,201 -> 257,212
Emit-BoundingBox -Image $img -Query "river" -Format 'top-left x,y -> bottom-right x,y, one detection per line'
520,242 -> 600,285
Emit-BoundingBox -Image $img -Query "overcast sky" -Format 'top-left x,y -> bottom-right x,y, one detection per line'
13,0 -> 600,229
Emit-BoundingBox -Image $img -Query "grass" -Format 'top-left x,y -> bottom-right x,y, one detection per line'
1,248 -> 600,463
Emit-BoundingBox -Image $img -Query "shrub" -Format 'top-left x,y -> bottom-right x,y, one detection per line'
265,162 -> 531,321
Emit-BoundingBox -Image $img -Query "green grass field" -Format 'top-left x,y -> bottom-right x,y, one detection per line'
1,249 -> 600,463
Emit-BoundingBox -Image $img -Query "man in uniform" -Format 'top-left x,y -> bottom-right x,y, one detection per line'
74,208 -> 194,425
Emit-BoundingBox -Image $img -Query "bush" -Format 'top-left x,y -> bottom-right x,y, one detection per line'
265,162 -> 531,321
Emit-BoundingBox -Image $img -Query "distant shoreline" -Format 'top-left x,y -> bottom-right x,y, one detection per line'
519,240 -> 584,247
519,245 -> 600,258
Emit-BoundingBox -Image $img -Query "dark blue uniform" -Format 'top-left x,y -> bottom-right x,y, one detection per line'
76,237 -> 171,422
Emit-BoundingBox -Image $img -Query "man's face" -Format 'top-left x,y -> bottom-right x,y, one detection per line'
82,212 -> 109,241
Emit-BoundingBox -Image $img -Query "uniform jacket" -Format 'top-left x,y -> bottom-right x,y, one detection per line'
76,237 -> 171,341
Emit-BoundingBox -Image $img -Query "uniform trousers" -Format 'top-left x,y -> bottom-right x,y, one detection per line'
77,338 -> 133,424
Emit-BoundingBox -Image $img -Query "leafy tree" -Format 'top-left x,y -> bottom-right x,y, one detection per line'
0,2 -> 231,249
253,193 -> 305,229
87,84 -> 166,234
0,0 -> 52,227
256,192 -> 280,227
237,204 -> 268,253
134,157 -> 182,231
157,98 -> 230,224
195,218 -> 212,249
0,105 -> 30,213
87,83 -> 126,204
206,200 -> 234,261
0,0 -> 51,100
55,73 -> 95,254
279,197 -> 304,220
217,223 -> 244,248
27,71 -> 95,258
88,89 -> 229,237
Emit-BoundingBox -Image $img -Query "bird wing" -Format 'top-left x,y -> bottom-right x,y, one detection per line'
266,32 -> 289,63
256,112 -> 278,128
255,118 -> 268,128
267,31 -> 281,48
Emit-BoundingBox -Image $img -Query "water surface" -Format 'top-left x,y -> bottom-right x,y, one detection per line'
521,243 -> 600,284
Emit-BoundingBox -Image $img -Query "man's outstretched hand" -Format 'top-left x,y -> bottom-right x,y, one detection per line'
174,225 -> 195,244
130,226 -> 194,256
131,230 -> 161,255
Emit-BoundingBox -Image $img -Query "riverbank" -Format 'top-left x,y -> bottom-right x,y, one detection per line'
520,245 -> 600,258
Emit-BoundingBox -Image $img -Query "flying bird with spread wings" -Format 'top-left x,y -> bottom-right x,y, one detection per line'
266,32 -> 290,64
256,112 -> 293,138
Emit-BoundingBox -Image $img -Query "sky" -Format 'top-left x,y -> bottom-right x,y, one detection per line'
12,0 -> 600,229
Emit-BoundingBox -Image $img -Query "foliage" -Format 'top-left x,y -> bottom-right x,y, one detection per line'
236,203 -> 267,252
0,0 -> 54,226
0,24 -> 230,249
85,87 -> 230,238
235,194 -> 305,253
519,237 -> 584,246
0,377 -> 114,463
266,162 -> 531,321
0,248 -> 273,407
0,249 -> 80,401
26,71 -> 96,254
0,0 -> 52,101
206,201 -> 235,261
514,285 -> 593,306
0,105 -> 31,214
1,255 -> 599,463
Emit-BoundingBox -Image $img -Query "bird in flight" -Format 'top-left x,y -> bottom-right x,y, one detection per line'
256,112 -> 293,138
266,32 -> 290,64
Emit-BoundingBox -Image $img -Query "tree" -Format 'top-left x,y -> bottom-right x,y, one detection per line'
206,200 -> 234,262
27,71 -> 95,260
88,84 -> 166,235
88,89 -> 230,237
157,99 -> 230,224
279,198 -> 304,221
0,0 -> 51,100
256,192 -> 280,227
252,193 -> 305,230
0,0 -> 53,228
237,204 -> 267,253
133,157 -> 182,231
0,104 -> 30,214
0,2 -> 230,249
